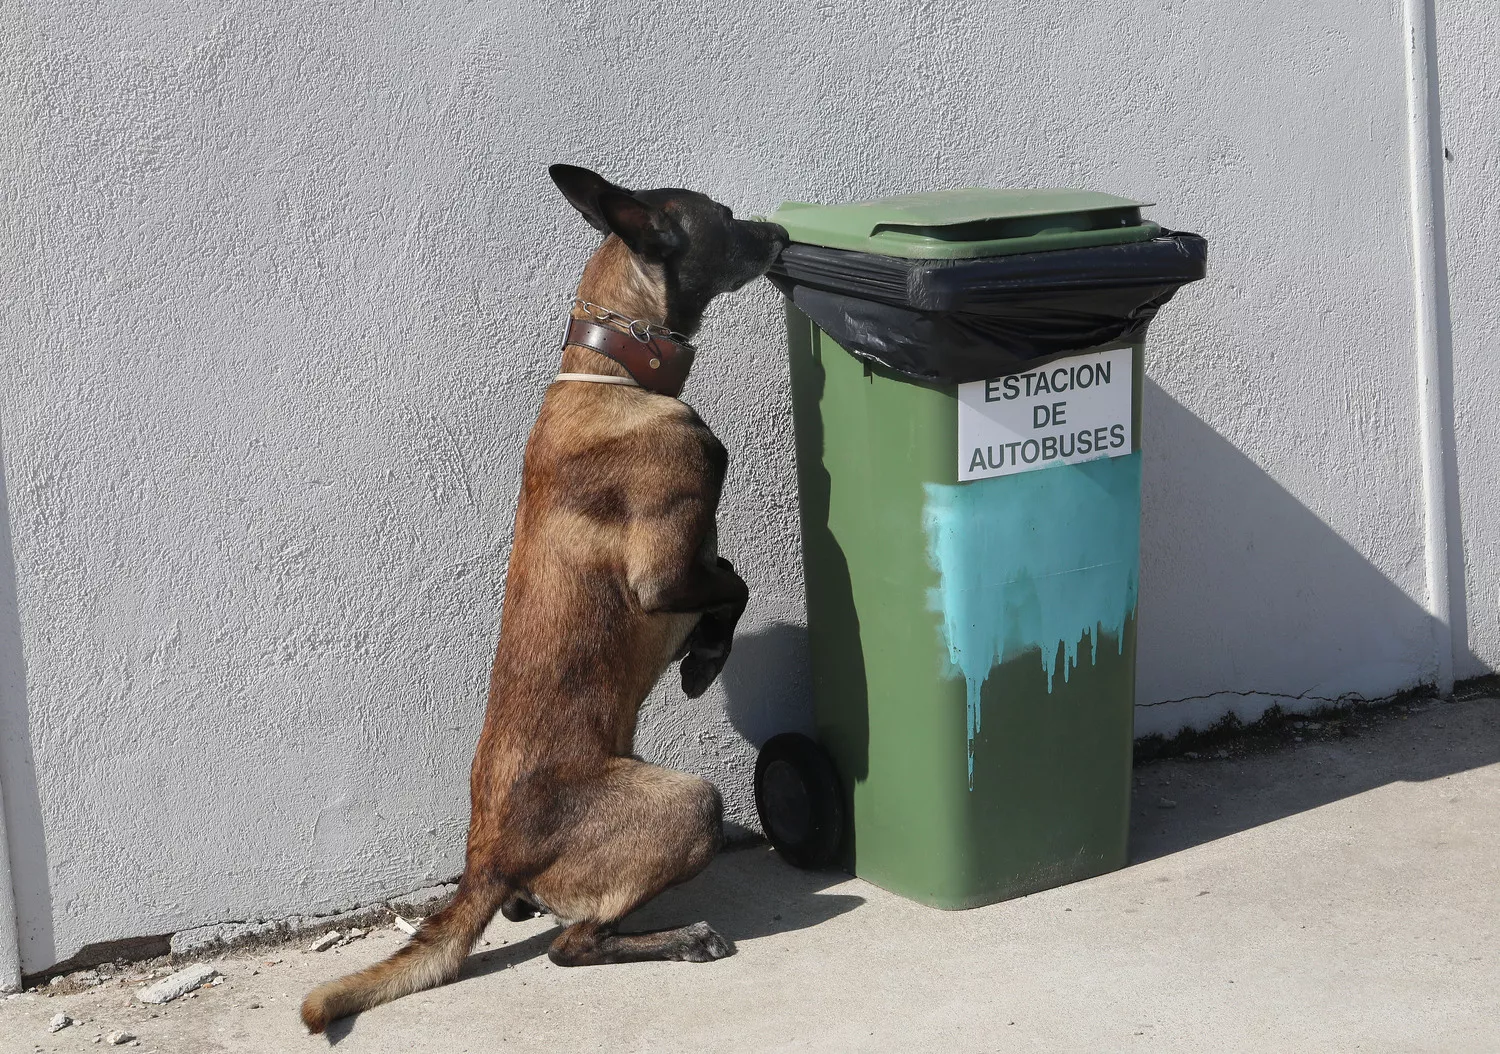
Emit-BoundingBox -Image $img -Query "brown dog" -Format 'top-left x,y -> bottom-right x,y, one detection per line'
300,165 -> 789,1032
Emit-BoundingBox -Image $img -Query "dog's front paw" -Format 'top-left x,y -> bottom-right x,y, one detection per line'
680,650 -> 726,698
667,921 -> 734,962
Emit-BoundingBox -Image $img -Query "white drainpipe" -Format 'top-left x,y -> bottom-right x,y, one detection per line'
1402,0 -> 1458,695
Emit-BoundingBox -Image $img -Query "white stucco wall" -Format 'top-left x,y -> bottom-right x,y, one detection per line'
0,0 -> 1491,974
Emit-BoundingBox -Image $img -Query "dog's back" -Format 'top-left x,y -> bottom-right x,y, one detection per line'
473,380 -> 721,805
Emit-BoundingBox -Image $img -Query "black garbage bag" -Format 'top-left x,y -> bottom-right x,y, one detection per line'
767,231 -> 1207,385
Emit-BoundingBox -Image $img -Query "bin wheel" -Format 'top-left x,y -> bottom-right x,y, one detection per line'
754,733 -> 845,870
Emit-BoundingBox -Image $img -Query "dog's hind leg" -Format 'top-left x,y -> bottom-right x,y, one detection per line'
526,758 -> 732,967
549,919 -> 731,966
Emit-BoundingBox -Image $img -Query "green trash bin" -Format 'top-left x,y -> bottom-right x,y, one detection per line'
757,188 -> 1206,909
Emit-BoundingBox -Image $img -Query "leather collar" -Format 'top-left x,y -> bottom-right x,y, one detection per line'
561,317 -> 696,398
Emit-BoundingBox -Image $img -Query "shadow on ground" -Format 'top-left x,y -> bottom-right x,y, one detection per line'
324,847 -> 862,1044
1129,695 -> 1500,863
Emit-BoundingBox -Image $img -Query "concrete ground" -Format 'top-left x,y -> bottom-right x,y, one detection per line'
5,695 -> 1498,1053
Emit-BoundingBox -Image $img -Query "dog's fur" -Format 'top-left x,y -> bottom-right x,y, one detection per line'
300,165 -> 788,1033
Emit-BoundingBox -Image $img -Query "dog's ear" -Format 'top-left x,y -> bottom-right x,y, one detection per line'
549,164 -> 626,234
596,190 -> 682,261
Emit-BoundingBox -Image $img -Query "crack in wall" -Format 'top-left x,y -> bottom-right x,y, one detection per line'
1139,687 -> 1409,709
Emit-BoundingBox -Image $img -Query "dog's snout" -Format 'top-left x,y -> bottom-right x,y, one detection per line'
741,217 -> 789,244
751,220 -> 790,264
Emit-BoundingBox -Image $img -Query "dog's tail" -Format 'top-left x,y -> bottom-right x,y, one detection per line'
300,872 -> 508,1033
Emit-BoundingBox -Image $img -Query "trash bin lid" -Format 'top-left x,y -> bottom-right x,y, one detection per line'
771,187 -> 1161,260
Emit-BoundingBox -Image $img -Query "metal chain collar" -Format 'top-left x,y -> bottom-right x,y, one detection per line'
572,299 -> 695,349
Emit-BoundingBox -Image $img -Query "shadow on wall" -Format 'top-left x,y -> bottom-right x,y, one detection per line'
1135,379 -> 1449,737
0,433 -> 55,975
718,620 -> 817,748
711,382 -> 1452,754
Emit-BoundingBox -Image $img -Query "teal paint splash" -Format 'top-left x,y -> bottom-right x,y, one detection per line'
923,453 -> 1141,786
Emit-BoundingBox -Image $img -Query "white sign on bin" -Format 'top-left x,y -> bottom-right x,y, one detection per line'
957,347 -> 1134,481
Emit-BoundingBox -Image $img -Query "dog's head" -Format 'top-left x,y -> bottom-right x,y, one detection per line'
549,164 -> 789,335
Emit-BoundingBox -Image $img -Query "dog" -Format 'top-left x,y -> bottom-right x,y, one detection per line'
300,164 -> 789,1032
